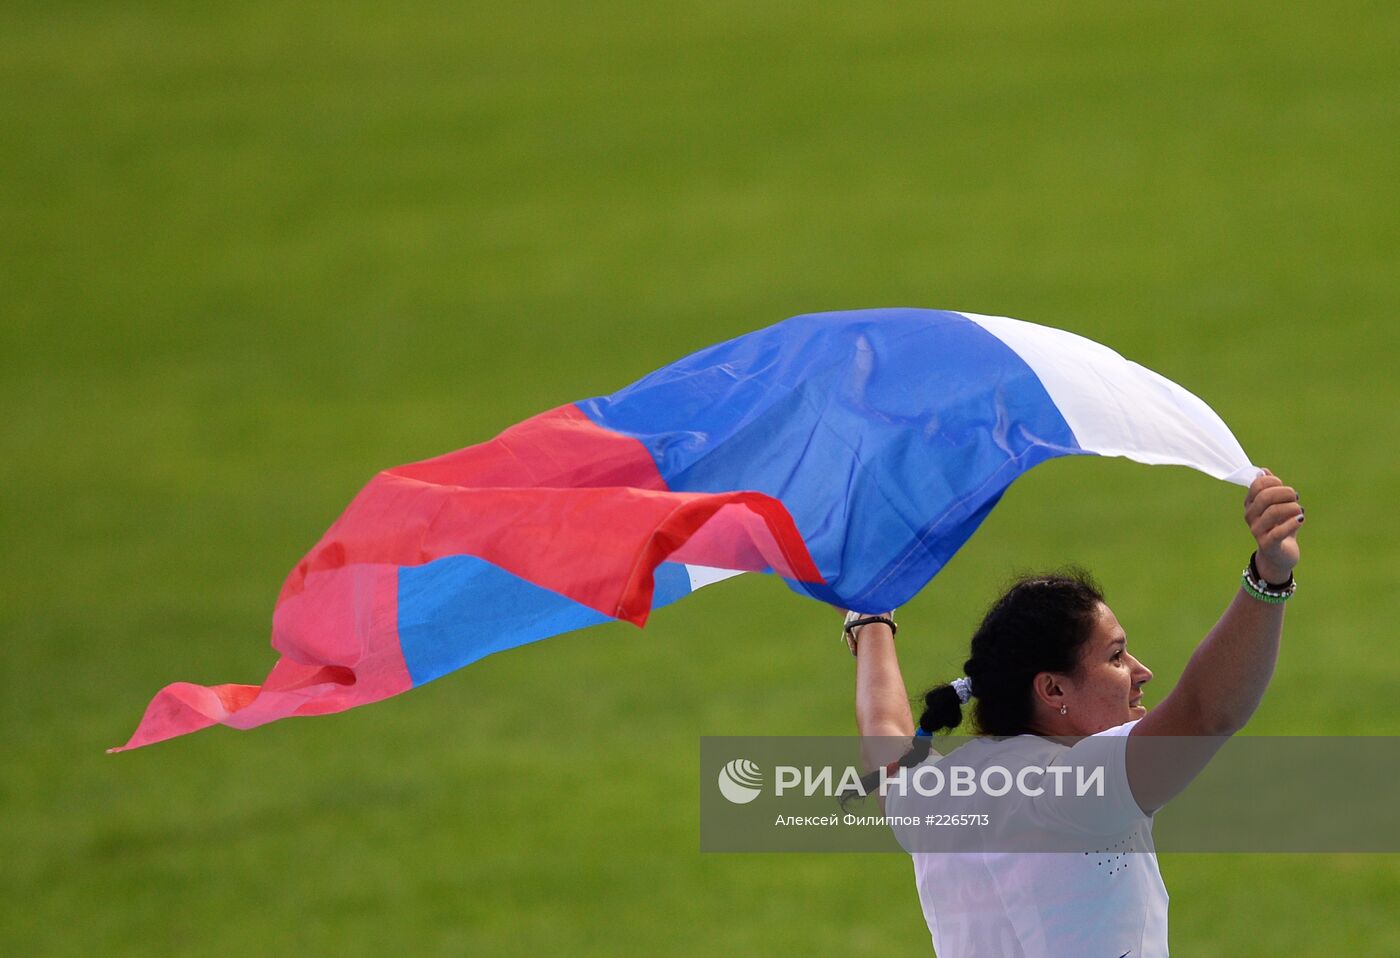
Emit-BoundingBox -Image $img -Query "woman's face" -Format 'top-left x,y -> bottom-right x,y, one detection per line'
1062,602 -> 1153,734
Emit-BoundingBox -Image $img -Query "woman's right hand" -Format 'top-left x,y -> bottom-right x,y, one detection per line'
1245,469 -> 1303,584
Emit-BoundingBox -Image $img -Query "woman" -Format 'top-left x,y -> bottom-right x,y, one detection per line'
847,470 -> 1303,956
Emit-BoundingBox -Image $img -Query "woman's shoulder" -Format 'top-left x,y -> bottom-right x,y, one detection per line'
945,733 -> 1059,765
951,721 -> 1138,762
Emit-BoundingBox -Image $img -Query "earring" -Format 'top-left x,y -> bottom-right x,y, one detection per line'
1059,704 -> 1067,716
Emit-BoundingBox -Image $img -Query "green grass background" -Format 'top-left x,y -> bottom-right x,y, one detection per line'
3,1 -> 1398,954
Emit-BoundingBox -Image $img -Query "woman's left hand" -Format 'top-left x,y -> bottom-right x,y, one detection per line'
1245,469 -> 1303,583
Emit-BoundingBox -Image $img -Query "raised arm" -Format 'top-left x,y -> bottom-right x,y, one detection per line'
849,613 -> 915,773
1127,469 -> 1303,810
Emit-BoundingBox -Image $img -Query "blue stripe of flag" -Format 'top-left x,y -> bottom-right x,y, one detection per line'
398,557 -> 697,686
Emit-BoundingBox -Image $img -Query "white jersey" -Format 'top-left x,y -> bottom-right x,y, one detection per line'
885,720 -> 1168,957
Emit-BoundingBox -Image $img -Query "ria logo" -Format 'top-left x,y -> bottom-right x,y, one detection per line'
717,758 -> 764,804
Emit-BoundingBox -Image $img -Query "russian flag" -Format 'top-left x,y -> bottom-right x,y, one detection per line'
114,309 -> 1255,751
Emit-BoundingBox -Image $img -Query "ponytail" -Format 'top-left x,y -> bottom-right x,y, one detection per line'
843,684 -> 968,806
918,683 -> 966,736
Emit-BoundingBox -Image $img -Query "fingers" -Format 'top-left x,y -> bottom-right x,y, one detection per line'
1250,500 -> 1304,543
1245,471 -> 1280,508
1245,482 -> 1299,526
1259,521 -> 1302,552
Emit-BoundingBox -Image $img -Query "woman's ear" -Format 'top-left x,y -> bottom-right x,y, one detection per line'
1031,671 -> 1067,711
